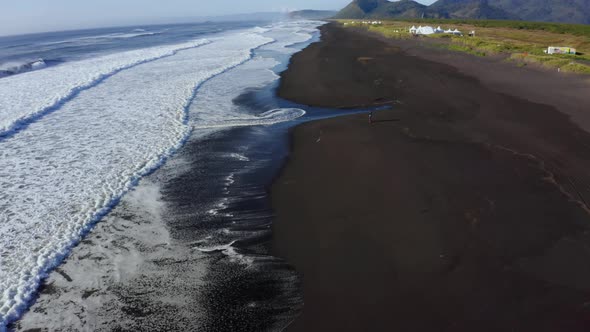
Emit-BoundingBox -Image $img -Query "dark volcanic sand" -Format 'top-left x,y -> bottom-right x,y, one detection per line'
272,23 -> 590,331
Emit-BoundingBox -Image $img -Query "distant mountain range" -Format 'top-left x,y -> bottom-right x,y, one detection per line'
333,0 -> 590,24
336,0 -> 428,19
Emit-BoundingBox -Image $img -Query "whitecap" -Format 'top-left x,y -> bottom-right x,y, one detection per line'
0,30 -> 273,329
0,38 -> 210,138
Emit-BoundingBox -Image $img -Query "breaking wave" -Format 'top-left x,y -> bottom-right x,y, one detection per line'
0,38 -> 211,139
89,31 -> 160,40
40,29 -> 162,46
0,21 -> 323,331
0,59 -> 47,78
0,30 -> 275,330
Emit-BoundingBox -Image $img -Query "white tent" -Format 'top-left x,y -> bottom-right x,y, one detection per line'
435,26 -> 444,33
416,26 -> 435,35
452,29 -> 462,35
409,26 -> 417,34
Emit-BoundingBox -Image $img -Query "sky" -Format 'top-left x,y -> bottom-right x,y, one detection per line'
0,0 -> 438,36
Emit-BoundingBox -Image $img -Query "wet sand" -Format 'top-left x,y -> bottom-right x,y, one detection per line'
272,23 -> 590,331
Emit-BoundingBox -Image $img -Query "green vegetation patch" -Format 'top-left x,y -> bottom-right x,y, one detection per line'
366,25 -> 411,39
392,18 -> 590,38
509,53 -> 590,73
341,18 -> 590,74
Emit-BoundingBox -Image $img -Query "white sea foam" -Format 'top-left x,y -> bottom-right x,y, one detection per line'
252,26 -> 271,34
193,108 -> 306,129
261,21 -> 321,54
0,20 -> 322,330
226,153 -> 250,161
0,30 -> 273,330
0,38 -> 210,137
12,177 -> 211,332
100,31 -> 159,39
187,21 -> 323,131
189,39 -> 310,220
190,55 -> 304,129
40,30 -> 161,46
0,59 -> 46,77
195,241 -> 253,266
69,31 -> 160,41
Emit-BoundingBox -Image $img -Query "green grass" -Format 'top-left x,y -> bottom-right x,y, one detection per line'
391,18 -> 590,38
432,41 -> 488,56
509,53 -> 590,73
366,25 -> 411,39
342,19 -> 590,74
446,36 -> 525,55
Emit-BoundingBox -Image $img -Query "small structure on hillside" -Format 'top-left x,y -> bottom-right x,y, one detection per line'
415,26 -> 435,35
359,21 -> 382,25
411,25 -> 462,36
545,46 -> 576,55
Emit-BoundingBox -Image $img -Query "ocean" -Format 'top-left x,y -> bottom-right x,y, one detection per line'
0,20 -> 340,331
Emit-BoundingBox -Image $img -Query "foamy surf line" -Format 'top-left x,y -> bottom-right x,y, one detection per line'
0,21 -> 324,331
0,29 -> 279,330
0,38 -> 211,139
0,59 -> 47,77
192,108 -> 306,129
38,29 -> 162,46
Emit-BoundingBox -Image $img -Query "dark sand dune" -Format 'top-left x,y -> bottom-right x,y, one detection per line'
272,23 -> 590,331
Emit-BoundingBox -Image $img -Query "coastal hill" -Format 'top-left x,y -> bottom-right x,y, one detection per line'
335,0 -> 427,19
333,0 -> 590,24
491,0 -> 590,24
427,0 -> 516,20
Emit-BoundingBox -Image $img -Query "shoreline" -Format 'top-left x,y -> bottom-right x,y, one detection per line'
10,20 -> 326,329
272,23 -> 590,331
13,121 -> 304,332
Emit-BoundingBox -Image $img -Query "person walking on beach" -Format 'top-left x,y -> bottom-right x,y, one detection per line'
369,111 -> 373,124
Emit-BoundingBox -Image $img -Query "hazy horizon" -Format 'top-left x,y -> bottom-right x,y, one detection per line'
0,0 -> 437,37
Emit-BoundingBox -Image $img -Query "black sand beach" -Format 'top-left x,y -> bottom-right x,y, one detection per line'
272,23 -> 590,331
